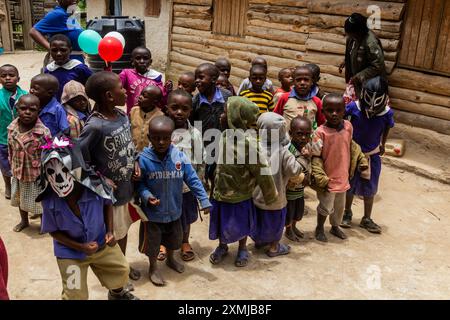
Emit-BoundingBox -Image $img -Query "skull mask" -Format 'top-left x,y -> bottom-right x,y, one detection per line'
45,158 -> 74,197
359,76 -> 389,118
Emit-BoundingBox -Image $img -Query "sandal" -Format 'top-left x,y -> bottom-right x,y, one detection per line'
181,243 -> 195,261
266,243 -> 291,258
209,246 -> 228,265
234,249 -> 249,267
157,245 -> 167,261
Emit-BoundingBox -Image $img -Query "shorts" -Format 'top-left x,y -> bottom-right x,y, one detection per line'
0,145 -> 11,177
285,197 -> 305,226
138,219 -> 183,258
113,204 -> 133,241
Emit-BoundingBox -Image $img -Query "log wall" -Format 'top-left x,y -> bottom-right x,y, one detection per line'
167,0 -> 450,134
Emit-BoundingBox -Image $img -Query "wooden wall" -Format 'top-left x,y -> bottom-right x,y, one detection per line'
167,0 -> 450,134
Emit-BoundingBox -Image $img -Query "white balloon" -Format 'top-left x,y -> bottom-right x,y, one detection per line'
105,31 -> 126,48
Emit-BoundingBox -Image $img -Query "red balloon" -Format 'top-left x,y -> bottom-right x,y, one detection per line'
98,36 -> 123,62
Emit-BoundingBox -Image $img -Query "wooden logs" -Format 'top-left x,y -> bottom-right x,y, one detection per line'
173,0 -> 212,5
393,110 -> 450,136
389,86 -> 450,108
390,98 -> 450,121
173,17 -> 211,31
246,25 -> 308,44
388,68 -> 450,96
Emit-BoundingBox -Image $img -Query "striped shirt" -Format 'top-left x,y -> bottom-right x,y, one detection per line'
239,89 -> 274,114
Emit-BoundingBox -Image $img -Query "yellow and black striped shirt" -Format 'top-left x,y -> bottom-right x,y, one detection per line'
239,89 -> 274,114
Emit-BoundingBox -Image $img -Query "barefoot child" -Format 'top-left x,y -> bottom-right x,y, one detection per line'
215,57 -> 236,95
177,72 -> 196,96
284,116 -> 312,242
79,71 -> 141,284
137,116 -> 211,286
8,94 -> 50,232
60,80 -> 90,139
38,139 -> 139,300
237,57 -> 274,94
209,97 -> 277,267
310,94 -> 368,242
30,74 -> 69,137
166,89 -> 205,262
273,68 -> 293,105
342,76 -> 394,233
251,112 -> 303,257
119,47 -> 171,114
274,65 -> 325,130
0,64 -> 27,200
130,86 -> 164,152
239,64 -> 274,115
44,34 -> 93,102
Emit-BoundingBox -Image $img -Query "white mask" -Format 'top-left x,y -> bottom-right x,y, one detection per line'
45,158 -> 74,197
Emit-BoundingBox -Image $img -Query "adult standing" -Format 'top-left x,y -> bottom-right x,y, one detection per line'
29,0 -> 85,63
339,13 -> 387,103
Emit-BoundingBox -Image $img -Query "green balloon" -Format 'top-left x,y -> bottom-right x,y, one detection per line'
78,30 -> 102,55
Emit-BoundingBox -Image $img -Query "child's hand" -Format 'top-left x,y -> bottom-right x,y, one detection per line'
201,207 -> 211,215
105,232 -> 116,247
105,177 -> 117,190
301,147 -> 311,158
132,161 -> 142,181
82,241 -> 99,255
148,197 -> 160,206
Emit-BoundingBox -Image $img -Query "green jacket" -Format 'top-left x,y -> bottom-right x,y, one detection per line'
0,86 -> 27,145
310,140 -> 369,192
213,97 -> 278,204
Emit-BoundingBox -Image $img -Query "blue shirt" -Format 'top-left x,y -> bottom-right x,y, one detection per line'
289,85 -> 319,101
41,188 -> 111,260
33,6 -> 84,62
39,97 -> 70,136
198,87 -> 225,106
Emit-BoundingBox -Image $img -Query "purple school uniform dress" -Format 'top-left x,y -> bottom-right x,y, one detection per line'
346,101 -> 394,197
251,207 -> 287,244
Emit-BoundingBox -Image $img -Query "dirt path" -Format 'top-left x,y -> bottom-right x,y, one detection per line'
1,51 -> 449,300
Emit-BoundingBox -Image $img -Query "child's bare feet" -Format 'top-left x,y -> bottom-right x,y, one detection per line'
13,221 -> 29,232
284,227 -> 300,242
330,226 -> 347,239
315,227 -> 328,242
149,266 -> 165,286
166,257 -> 185,273
293,225 -> 304,238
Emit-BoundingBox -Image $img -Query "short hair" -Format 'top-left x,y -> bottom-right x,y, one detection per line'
278,68 -> 291,78
290,115 -> 312,130
31,74 -> 60,92
168,88 -> 192,105
131,46 -> 151,57
215,57 -> 231,69
179,71 -> 195,80
322,93 -> 344,108
148,115 -> 175,133
196,63 -> 220,81
0,64 -> 19,76
293,65 -> 313,77
85,71 -> 119,104
250,64 -> 267,76
142,85 -> 162,97
344,13 -> 369,36
17,94 -> 40,106
49,34 -> 72,48
305,63 -> 321,81
251,56 -> 267,68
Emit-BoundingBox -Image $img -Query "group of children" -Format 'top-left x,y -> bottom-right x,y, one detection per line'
0,34 -> 394,299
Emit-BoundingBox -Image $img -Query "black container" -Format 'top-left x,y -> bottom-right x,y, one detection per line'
86,16 -> 145,73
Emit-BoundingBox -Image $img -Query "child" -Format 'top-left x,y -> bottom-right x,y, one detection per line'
166,89 -> 205,262
305,63 -> 324,99
30,74 -> 69,137
342,76 -> 394,233
284,116 -> 312,242
274,65 -> 325,130
79,71 -> 141,283
38,139 -> 139,300
209,97 -> 277,267
215,57 -> 236,95
137,116 -> 211,286
177,71 -> 196,96
251,112 -> 303,257
8,94 -> 50,232
44,34 -> 93,102
130,85 -> 164,152
310,94 -> 367,242
239,64 -> 274,115
273,68 -> 293,106
0,64 -> 27,199
237,56 -> 274,94
119,47 -> 172,114
60,80 -> 90,139
216,73 -> 230,92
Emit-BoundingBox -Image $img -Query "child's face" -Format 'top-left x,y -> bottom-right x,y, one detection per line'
249,68 -> 266,92
177,75 -> 196,94
148,124 -> 173,155
138,88 -> 161,112
195,67 -> 215,94
132,49 -> 152,74
279,69 -> 293,90
107,78 -> 127,107
17,97 -> 40,126
167,95 -> 192,128
293,68 -> 313,97
216,75 -> 228,90
30,80 -> 54,105
50,40 -> 71,65
0,67 -> 19,92
215,61 -> 231,79
290,120 -> 312,149
68,95 -> 89,113
323,98 -> 345,127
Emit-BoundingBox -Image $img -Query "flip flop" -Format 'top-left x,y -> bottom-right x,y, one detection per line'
234,249 -> 249,267
157,245 -> 167,261
209,246 -> 228,265
181,243 -> 195,261
266,243 -> 291,258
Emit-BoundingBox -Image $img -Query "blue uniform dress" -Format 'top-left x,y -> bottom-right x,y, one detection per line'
346,101 -> 394,197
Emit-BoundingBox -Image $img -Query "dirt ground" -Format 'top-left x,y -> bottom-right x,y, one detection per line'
1,51 -> 450,300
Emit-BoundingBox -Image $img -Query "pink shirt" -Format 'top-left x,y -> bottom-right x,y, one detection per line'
119,69 -> 166,114
312,120 -> 353,193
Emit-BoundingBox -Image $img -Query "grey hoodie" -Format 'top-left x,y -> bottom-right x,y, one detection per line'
252,112 -> 303,210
